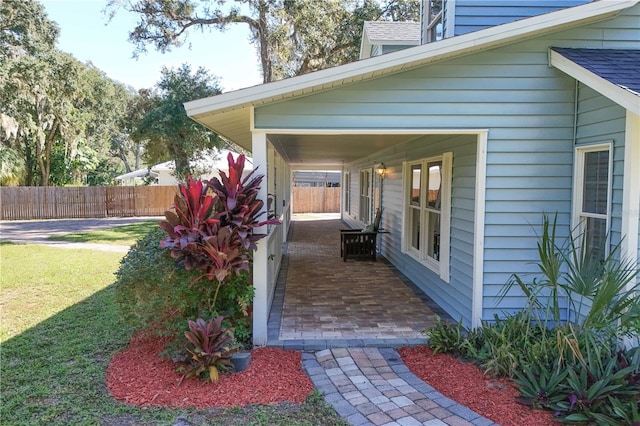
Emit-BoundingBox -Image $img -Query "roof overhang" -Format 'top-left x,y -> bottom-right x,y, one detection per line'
549,48 -> 640,115
185,0 -> 638,152
115,168 -> 150,180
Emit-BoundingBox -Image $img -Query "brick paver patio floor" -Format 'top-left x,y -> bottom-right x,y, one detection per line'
276,216 -> 443,341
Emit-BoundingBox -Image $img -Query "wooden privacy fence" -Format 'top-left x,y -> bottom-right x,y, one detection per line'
0,186 -> 177,220
292,187 -> 341,213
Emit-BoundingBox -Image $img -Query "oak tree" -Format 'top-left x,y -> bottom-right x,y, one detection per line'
109,0 -> 419,83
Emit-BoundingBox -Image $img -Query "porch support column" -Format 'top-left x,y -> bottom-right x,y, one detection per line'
621,111 -> 639,265
472,131 -> 488,329
252,131 -> 269,347
622,111 -> 640,349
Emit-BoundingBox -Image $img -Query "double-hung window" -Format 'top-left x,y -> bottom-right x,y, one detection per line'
403,152 -> 452,281
573,143 -> 612,261
344,172 -> 351,215
359,169 -> 372,224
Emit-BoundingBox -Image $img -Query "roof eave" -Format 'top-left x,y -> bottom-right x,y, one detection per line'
549,49 -> 640,116
185,0 -> 638,121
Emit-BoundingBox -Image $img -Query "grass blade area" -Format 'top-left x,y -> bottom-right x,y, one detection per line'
0,243 -> 346,425
46,221 -> 158,246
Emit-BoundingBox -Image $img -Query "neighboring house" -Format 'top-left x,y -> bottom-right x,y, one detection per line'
114,149 -> 252,186
114,168 -> 154,186
293,171 -> 341,187
184,0 -> 640,346
359,21 -> 420,59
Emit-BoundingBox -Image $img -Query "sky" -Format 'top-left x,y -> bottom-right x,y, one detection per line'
40,0 -> 264,92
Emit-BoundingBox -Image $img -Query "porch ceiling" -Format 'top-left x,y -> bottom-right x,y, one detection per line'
269,133 -> 421,169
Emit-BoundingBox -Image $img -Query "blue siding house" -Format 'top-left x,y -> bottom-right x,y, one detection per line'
185,0 -> 640,346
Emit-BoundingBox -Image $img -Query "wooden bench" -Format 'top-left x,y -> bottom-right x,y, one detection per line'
340,208 -> 384,262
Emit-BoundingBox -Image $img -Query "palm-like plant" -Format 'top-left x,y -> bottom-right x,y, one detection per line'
500,214 -> 640,422
501,214 -> 639,344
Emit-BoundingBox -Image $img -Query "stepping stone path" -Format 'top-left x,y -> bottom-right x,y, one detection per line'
303,348 -> 498,426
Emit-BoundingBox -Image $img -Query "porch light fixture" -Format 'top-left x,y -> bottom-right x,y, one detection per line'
375,163 -> 386,178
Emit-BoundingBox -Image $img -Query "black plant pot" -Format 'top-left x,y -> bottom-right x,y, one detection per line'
231,352 -> 251,372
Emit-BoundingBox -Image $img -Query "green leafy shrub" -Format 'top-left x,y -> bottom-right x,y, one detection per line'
550,347 -> 640,425
424,318 -> 467,356
114,226 -> 205,337
114,226 -> 254,347
181,316 -> 238,383
513,362 -> 569,409
116,153 -> 277,351
423,214 -> 640,423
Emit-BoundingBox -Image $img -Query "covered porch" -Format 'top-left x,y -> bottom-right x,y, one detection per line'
265,213 -> 449,350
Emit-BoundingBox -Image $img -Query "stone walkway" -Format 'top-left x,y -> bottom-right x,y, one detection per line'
272,216 -> 496,425
303,348 -> 497,426
267,218 -> 450,350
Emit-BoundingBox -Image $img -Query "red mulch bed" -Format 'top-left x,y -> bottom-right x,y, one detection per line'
106,332 -> 314,409
107,334 -> 554,425
398,346 -> 555,426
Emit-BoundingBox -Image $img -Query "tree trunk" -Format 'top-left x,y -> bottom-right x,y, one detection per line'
23,143 -> 36,186
38,118 -> 58,186
169,142 -> 191,182
257,0 -> 273,83
135,142 -> 142,170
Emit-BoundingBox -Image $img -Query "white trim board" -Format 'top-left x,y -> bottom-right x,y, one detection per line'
472,131 -> 488,329
622,112 -> 640,268
252,128 -> 491,135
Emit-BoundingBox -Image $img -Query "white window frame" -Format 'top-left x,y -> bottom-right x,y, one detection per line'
425,0 -> 443,42
359,168 -> 373,224
402,152 -> 452,282
344,172 -> 351,215
572,142 -> 613,257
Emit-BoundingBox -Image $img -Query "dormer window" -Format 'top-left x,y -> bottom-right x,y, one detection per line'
424,0 -> 443,42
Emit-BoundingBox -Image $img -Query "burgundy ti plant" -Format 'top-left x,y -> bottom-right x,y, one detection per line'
159,152 -> 279,309
181,316 -> 236,383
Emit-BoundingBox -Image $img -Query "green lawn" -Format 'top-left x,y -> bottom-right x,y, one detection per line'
46,221 -> 158,246
0,242 -> 346,426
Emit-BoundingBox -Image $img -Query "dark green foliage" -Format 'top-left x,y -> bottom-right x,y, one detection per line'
85,159 -> 124,186
181,316 -> 237,383
551,348 -> 640,425
424,318 -> 467,356
512,363 -> 569,409
423,214 -> 640,423
112,0 -> 419,83
114,226 -> 206,337
132,64 -> 223,178
114,226 -> 254,347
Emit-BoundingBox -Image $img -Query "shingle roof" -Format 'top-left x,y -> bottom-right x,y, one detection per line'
362,21 -> 421,43
551,48 -> 640,96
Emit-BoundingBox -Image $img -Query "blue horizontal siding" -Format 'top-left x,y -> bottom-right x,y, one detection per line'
452,0 -> 589,36
575,85 -> 627,253
254,3 -> 639,326
341,134 -> 478,326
